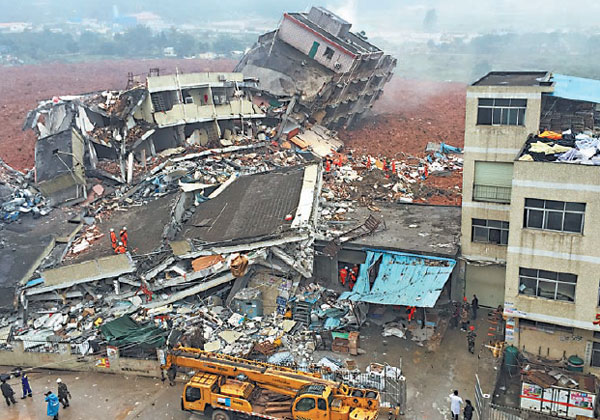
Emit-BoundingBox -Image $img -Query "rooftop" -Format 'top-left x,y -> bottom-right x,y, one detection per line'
286,12 -> 381,56
472,71 -> 550,87
178,165 -> 315,245
518,131 -> 600,165
343,203 -> 461,258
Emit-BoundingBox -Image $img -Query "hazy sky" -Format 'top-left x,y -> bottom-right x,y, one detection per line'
1,0 -> 599,35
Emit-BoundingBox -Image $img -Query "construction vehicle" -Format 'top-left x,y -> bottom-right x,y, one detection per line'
160,346 -> 380,420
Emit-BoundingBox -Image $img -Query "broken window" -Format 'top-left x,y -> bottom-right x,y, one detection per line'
477,98 -> 526,126
323,47 -> 334,60
151,91 -> 175,112
472,218 -> 509,245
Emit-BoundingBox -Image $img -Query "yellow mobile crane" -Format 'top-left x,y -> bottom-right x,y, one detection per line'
161,346 -> 380,420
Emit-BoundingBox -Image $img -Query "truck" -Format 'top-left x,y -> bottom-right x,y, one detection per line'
160,346 -> 380,420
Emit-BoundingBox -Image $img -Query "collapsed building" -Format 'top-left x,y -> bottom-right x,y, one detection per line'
236,6 -> 396,130
24,71 -> 265,205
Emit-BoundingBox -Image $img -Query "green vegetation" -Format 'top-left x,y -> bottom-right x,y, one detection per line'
390,31 -> 600,83
0,25 -> 254,63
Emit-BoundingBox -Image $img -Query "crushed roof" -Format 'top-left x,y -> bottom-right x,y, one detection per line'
339,250 -> 456,307
179,166 -> 309,244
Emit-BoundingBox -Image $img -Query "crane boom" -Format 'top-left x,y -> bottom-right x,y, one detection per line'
164,346 -> 346,395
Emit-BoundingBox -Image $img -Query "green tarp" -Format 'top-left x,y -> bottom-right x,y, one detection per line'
100,315 -> 166,349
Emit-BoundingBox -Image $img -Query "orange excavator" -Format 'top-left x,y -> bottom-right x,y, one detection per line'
161,346 -> 380,420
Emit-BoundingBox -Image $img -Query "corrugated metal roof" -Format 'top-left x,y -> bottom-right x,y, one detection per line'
551,73 -> 600,104
339,250 -> 455,307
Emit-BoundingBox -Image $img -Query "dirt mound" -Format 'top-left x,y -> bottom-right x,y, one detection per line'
0,58 -> 235,171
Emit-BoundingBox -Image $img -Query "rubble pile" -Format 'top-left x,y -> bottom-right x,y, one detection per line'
0,159 -> 52,223
321,146 -> 463,217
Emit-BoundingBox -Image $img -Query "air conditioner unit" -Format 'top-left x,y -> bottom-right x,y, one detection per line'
184,97 -> 194,104
218,75 -> 227,81
334,62 -> 342,70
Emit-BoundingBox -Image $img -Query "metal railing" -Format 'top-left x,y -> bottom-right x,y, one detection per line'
473,184 -> 512,203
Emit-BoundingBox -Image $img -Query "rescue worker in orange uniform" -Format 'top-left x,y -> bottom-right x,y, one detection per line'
339,266 -> 348,286
120,227 -> 128,248
348,265 -> 359,290
109,228 -> 117,250
407,306 -> 416,322
114,241 -> 126,254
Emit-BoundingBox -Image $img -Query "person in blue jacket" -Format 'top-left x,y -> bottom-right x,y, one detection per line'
21,372 -> 32,399
45,391 -> 59,420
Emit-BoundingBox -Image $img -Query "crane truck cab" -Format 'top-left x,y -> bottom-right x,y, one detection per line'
181,373 -> 378,420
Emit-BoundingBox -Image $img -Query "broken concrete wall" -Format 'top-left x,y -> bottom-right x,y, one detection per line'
152,127 -> 180,152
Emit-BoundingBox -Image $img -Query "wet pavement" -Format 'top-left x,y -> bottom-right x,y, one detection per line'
0,310 -> 497,420
0,368 -> 166,420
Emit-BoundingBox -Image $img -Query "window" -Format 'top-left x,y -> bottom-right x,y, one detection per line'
473,161 -> 513,203
592,342 -> 600,368
185,387 -> 201,402
477,98 -> 527,126
519,319 -> 574,334
317,398 -> 327,410
524,199 -> 585,233
323,47 -> 334,60
472,219 -> 509,245
519,268 -> 577,302
295,398 -> 316,412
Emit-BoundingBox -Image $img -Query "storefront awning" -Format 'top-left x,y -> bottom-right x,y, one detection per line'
339,250 -> 455,308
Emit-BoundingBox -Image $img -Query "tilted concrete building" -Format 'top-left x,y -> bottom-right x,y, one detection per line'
461,71 -> 600,374
236,6 -> 396,130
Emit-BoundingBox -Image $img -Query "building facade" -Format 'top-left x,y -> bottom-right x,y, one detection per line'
461,71 -> 600,374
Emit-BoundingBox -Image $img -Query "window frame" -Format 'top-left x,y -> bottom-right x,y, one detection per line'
524,199 -> 585,234
477,98 -> 527,126
518,267 -> 577,302
185,386 -> 202,402
295,397 -> 316,412
592,342 -> 600,368
472,218 -> 509,245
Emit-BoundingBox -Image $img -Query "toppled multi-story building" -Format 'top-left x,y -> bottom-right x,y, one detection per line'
236,6 -> 396,130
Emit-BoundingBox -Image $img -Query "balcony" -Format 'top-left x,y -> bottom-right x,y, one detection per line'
473,184 -> 511,203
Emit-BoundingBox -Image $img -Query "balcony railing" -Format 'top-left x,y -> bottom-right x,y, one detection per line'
473,184 -> 511,203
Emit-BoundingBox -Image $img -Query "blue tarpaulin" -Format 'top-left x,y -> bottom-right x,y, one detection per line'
339,250 -> 456,307
551,73 -> 600,104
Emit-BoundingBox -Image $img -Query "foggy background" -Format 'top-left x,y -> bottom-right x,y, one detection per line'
1,0 -> 599,82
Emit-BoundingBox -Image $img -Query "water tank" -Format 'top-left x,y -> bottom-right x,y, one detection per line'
504,345 -> 519,375
567,355 -> 584,372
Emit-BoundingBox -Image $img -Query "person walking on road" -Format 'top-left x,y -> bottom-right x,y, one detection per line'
471,294 -> 479,320
56,378 -> 71,408
45,391 -> 59,419
464,399 -> 474,420
21,372 -> 32,399
1,379 -> 16,406
449,390 -> 463,420
460,306 -> 469,331
467,326 -> 477,354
